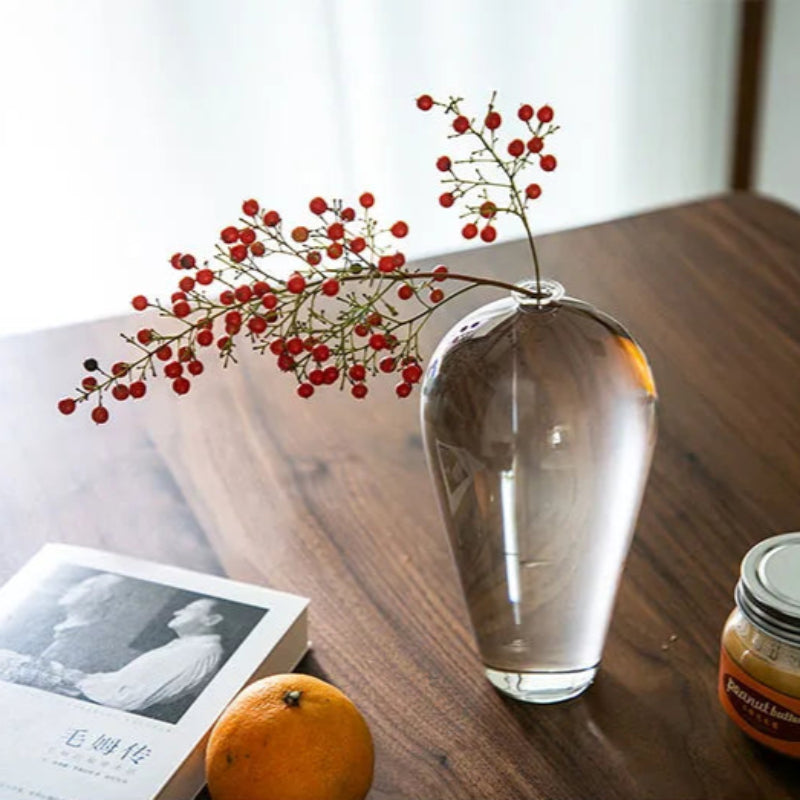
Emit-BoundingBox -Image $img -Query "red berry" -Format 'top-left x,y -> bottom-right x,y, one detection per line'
180,254 -> 196,270
179,346 -> 193,363
221,226 -> 239,244
379,356 -> 396,373
217,336 -> 231,350
130,381 -> 147,399
396,382 -> 412,398
58,398 -> 76,415
263,210 -> 281,227
253,281 -> 270,297
287,273 -> 306,294
341,207 -> 356,222
291,226 -> 309,243
391,221 -> 409,238
179,276 -> 195,293
349,364 -> 366,381
277,354 -> 295,371
378,255 -> 396,273
321,278 -> 340,297
525,183 -> 542,200
131,295 -> 148,311
172,377 -> 191,395
171,291 -> 187,303
485,111 -> 502,130
312,344 -> 330,362
136,328 -> 152,345
349,237 -> 366,253
82,376 -> 97,391
402,364 -> 423,384
323,366 -> 339,384
527,136 -> 544,154
297,383 -> 314,399
235,285 -> 253,302
433,264 -> 448,281
439,192 -> 455,208
196,329 -> 214,347
269,339 -> 285,356
250,241 -> 266,257
164,361 -> 183,378
220,290 -> 235,305
369,333 -> 386,350
187,360 -> 204,376
480,225 -> 497,243
309,369 -> 325,386
436,156 -> 451,172
262,293 -> 278,310
327,222 -> 344,240
309,196 -> 328,215
462,223 -> 478,240
170,253 -> 182,269
111,362 -> 129,377
518,104 -> 534,122
416,94 -> 433,111
173,301 -> 191,318
507,139 -> 525,157
327,243 -> 343,260
359,192 -> 375,208
239,228 -> 256,245
242,198 -> 259,216
306,251 -> 322,266
156,345 -> 172,361
286,337 -> 304,356
537,105 -> 554,123
429,288 -> 444,303
354,323 -> 369,337
398,284 -> 413,300
351,384 -> 368,399
367,312 -> 382,326
452,115 -> 470,134
480,201 -> 497,219
91,406 -> 109,424
230,244 -> 248,263
248,316 -> 267,334
540,154 -> 557,172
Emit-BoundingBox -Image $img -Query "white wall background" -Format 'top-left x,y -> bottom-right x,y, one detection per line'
0,0 -> 738,337
756,0 -> 800,210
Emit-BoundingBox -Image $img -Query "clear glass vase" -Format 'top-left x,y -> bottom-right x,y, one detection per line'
421,279 -> 657,703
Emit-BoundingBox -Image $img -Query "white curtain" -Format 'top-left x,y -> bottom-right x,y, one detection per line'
0,0 -> 737,336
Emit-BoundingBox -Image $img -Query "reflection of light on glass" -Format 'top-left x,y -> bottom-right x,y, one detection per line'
549,424 -> 568,448
616,337 -> 657,397
501,469 -> 521,626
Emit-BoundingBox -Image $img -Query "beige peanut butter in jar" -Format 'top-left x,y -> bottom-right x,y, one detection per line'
718,532 -> 800,757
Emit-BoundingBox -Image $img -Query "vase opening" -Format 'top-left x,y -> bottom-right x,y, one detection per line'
513,278 -> 565,310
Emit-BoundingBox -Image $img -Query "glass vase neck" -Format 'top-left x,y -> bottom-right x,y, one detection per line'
513,279 -> 565,310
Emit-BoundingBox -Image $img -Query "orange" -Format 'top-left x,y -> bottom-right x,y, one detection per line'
206,673 -> 374,800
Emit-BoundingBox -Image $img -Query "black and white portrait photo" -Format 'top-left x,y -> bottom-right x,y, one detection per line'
0,564 -> 267,724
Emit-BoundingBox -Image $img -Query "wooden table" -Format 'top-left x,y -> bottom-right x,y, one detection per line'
2,193 -> 799,799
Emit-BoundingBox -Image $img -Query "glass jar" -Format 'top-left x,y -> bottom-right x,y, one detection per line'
719,532 -> 800,757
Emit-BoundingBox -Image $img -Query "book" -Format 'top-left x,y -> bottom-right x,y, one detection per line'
0,544 -> 309,800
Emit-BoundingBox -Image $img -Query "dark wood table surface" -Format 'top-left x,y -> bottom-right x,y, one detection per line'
2,193 -> 799,799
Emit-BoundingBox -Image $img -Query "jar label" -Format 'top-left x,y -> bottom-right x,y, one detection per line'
719,644 -> 800,757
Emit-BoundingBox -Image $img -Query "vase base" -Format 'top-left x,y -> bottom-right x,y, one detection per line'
485,664 -> 598,704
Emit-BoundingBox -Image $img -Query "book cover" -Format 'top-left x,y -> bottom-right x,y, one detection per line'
0,545 -> 309,800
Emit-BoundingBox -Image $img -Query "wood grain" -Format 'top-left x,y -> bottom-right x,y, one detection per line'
2,193 -> 799,799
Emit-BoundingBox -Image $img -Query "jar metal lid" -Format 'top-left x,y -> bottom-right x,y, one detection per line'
736,532 -> 800,646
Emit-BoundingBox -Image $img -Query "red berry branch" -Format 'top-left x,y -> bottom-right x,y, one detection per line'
59,93 -> 559,423
416,91 -> 559,294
